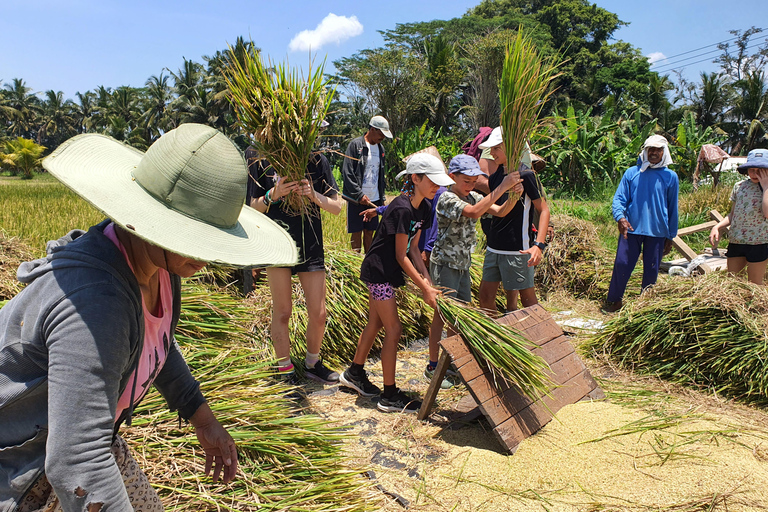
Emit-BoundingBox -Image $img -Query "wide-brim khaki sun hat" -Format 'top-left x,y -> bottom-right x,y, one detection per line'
42,123 -> 298,268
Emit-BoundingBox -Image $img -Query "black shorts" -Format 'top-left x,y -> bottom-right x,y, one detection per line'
726,243 -> 768,263
347,198 -> 384,234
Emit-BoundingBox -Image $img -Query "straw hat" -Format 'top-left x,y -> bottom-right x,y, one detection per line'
42,124 -> 298,268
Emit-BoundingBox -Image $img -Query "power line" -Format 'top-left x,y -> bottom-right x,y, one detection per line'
650,34 -> 743,65
653,41 -> 767,74
651,47 -> 723,69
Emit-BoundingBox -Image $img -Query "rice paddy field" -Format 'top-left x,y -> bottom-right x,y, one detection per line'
2,175 -> 768,511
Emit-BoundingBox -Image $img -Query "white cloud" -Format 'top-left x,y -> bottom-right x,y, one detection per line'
647,52 -> 667,65
289,13 -> 363,52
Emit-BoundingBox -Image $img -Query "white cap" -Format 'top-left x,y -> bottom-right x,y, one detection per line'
478,126 -> 503,149
369,115 -> 393,138
396,153 -> 455,187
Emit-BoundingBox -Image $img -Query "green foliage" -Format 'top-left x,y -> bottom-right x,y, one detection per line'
1,137 -> 46,178
671,111 -> 724,180
388,121 -> 463,184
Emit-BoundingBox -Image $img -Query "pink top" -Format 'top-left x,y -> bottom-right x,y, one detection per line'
104,223 -> 173,422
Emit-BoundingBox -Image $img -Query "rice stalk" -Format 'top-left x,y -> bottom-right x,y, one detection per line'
125,281 -> 375,511
437,296 -> 553,399
585,273 -> 768,406
499,29 -> 561,174
224,45 -> 332,215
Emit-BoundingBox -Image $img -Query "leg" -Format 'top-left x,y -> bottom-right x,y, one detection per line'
350,231 -> 362,252
297,271 -> 328,356
428,309 -> 444,363
727,256 -> 747,276
363,229 -> 375,253
352,294 -> 384,365
505,289 -> 519,312
370,297 -> 402,387
606,234 -> 642,303
746,259 -> 768,284
640,236 -> 666,290
266,267 -> 293,363
479,280 -> 500,312
518,287 -> 539,308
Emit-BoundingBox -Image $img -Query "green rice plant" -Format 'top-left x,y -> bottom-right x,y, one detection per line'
128,281 -> 376,511
225,45 -> 332,214
437,296 -> 553,399
499,29 -> 561,175
0,180 -> 103,255
585,273 -> 768,406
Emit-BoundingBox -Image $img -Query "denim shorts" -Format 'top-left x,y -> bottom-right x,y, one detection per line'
429,262 -> 471,303
482,251 -> 534,290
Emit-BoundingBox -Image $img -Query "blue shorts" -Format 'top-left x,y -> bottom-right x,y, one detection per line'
347,199 -> 384,234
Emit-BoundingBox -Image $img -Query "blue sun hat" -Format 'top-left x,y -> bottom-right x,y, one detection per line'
737,148 -> 768,175
448,154 -> 486,176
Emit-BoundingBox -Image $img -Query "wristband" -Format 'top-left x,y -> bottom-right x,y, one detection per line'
532,241 -> 548,251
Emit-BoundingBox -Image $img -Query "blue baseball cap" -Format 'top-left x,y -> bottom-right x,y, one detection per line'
448,154 -> 486,176
738,148 -> 768,174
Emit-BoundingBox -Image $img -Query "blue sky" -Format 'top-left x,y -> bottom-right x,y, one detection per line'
1,0 -> 764,100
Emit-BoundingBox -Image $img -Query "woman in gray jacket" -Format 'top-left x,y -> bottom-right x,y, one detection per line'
0,124 -> 298,512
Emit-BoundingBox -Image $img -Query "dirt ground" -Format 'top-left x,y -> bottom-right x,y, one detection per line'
301,313 -> 768,512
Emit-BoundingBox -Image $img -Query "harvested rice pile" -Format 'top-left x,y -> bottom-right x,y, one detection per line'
535,214 -> 612,299
0,232 -> 34,301
244,248 -> 433,371
585,272 -> 768,405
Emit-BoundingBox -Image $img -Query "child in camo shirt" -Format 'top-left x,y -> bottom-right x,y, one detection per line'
425,155 -> 521,383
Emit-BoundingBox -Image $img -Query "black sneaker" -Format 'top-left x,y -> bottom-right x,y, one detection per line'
339,368 -> 381,397
377,389 -> 422,414
305,359 -> 340,384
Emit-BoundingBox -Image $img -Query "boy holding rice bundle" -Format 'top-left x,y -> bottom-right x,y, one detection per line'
426,154 -> 521,384
339,153 -> 454,413
246,148 -> 343,384
710,148 -> 768,284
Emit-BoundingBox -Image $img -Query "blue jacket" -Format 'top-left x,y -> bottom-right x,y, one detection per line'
612,165 -> 679,239
0,220 -> 205,512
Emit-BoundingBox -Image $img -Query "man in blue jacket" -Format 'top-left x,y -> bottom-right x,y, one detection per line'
603,134 -> 679,313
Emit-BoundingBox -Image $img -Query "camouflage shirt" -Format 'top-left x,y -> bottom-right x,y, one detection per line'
431,190 -> 484,270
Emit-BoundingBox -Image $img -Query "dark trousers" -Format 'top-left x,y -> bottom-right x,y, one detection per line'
607,234 -> 666,302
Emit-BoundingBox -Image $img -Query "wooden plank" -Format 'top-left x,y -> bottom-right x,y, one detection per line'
418,350 -> 451,420
677,220 -> 717,237
475,392 -> 514,426
531,335 -> 575,367
710,210 -> 725,222
671,236 -> 699,260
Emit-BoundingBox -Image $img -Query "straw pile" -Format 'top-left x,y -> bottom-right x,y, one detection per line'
130,280 -> 374,511
244,248 -> 433,372
437,297 -> 552,398
0,231 -> 34,301
225,46 -> 330,214
535,214 -> 612,299
585,273 -> 768,406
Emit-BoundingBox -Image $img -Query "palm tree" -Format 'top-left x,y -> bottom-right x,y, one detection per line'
732,69 -> 767,151
2,137 -> 46,178
38,90 -> 77,147
142,73 -> 173,140
693,72 -> 730,128
74,91 -> 97,133
2,78 -> 41,139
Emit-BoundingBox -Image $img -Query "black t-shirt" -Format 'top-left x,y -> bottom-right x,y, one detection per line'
486,167 -> 541,252
245,148 -> 338,265
361,194 -> 433,287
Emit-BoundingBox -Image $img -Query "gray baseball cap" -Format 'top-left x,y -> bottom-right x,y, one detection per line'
369,115 -> 393,138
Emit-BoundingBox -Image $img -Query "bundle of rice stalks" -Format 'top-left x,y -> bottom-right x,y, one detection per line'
534,214 -> 613,299
437,296 -> 553,399
225,46 -> 331,214
585,273 -> 768,406
499,29 -> 561,174
128,281 -> 374,511
0,231 -> 35,301
287,248 -> 433,371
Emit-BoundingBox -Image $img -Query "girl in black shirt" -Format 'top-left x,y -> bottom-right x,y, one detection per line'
339,153 -> 454,413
